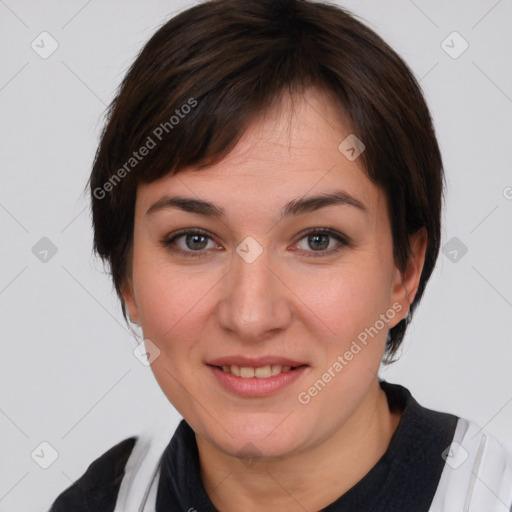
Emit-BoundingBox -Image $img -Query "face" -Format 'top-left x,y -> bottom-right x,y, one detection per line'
123,87 -> 422,460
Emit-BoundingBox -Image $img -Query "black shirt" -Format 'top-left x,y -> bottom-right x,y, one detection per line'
49,381 -> 458,511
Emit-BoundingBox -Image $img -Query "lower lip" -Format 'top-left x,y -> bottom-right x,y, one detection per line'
207,365 -> 308,397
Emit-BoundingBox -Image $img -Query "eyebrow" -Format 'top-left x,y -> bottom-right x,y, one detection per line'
145,190 -> 368,219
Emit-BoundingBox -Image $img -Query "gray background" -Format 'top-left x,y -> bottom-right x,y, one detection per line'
0,1 -> 511,510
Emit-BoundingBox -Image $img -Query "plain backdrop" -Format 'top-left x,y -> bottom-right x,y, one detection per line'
0,1 -> 511,510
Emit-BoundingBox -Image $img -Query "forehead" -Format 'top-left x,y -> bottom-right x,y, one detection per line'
136,87 -> 384,220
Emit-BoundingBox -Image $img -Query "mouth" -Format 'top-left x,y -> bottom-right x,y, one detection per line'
205,356 -> 310,397
208,363 -> 307,378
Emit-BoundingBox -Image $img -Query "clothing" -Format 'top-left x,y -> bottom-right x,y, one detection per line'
48,381 -> 512,511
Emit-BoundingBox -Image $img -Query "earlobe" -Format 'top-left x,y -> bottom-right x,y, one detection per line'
390,227 -> 428,320
121,278 -> 140,324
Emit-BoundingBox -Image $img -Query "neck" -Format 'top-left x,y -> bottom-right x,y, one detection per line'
195,381 -> 403,512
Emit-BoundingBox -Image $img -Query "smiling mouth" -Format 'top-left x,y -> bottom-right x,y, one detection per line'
209,364 -> 307,378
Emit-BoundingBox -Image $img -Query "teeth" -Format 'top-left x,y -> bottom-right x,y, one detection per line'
240,366 -> 254,378
271,365 -> 282,376
255,365 -> 271,378
219,364 -> 295,378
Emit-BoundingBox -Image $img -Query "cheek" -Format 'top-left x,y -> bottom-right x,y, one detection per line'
132,256 -> 216,345
295,259 -> 393,341
292,264 -> 393,417
132,264 -> 218,415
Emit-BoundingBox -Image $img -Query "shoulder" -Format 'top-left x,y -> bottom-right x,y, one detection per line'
430,417 -> 512,511
48,436 -> 138,512
378,381 -> 512,510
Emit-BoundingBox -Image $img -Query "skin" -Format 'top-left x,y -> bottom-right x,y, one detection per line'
122,87 -> 428,511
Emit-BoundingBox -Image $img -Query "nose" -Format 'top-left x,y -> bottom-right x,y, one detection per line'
216,241 -> 293,343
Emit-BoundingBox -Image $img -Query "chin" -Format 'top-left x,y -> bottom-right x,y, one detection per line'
201,414 -> 313,460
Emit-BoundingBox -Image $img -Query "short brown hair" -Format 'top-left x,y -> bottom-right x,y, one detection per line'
89,0 -> 445,362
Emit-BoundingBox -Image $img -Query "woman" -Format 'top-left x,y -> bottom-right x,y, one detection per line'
49,0 -> 512,510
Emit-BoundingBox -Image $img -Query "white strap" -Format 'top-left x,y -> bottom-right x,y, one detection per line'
113,415 -> 175,512
429,418 -> 512,511
139,463 -> 162,511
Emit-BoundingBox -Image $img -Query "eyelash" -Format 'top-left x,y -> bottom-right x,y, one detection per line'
161,227 -> 350,258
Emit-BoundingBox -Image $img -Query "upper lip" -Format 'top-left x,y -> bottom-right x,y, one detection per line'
206,356 -> 308,368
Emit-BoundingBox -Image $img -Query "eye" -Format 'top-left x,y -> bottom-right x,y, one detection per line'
293,228 -> 349,257
162,227 -> 349,258
162,229 -> 219,257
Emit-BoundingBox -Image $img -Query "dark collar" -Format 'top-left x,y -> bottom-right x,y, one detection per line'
156,381 -> 458,512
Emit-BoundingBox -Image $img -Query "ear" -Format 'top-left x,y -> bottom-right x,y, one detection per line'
389,227 -> 428,326
121,277 -> 141,325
